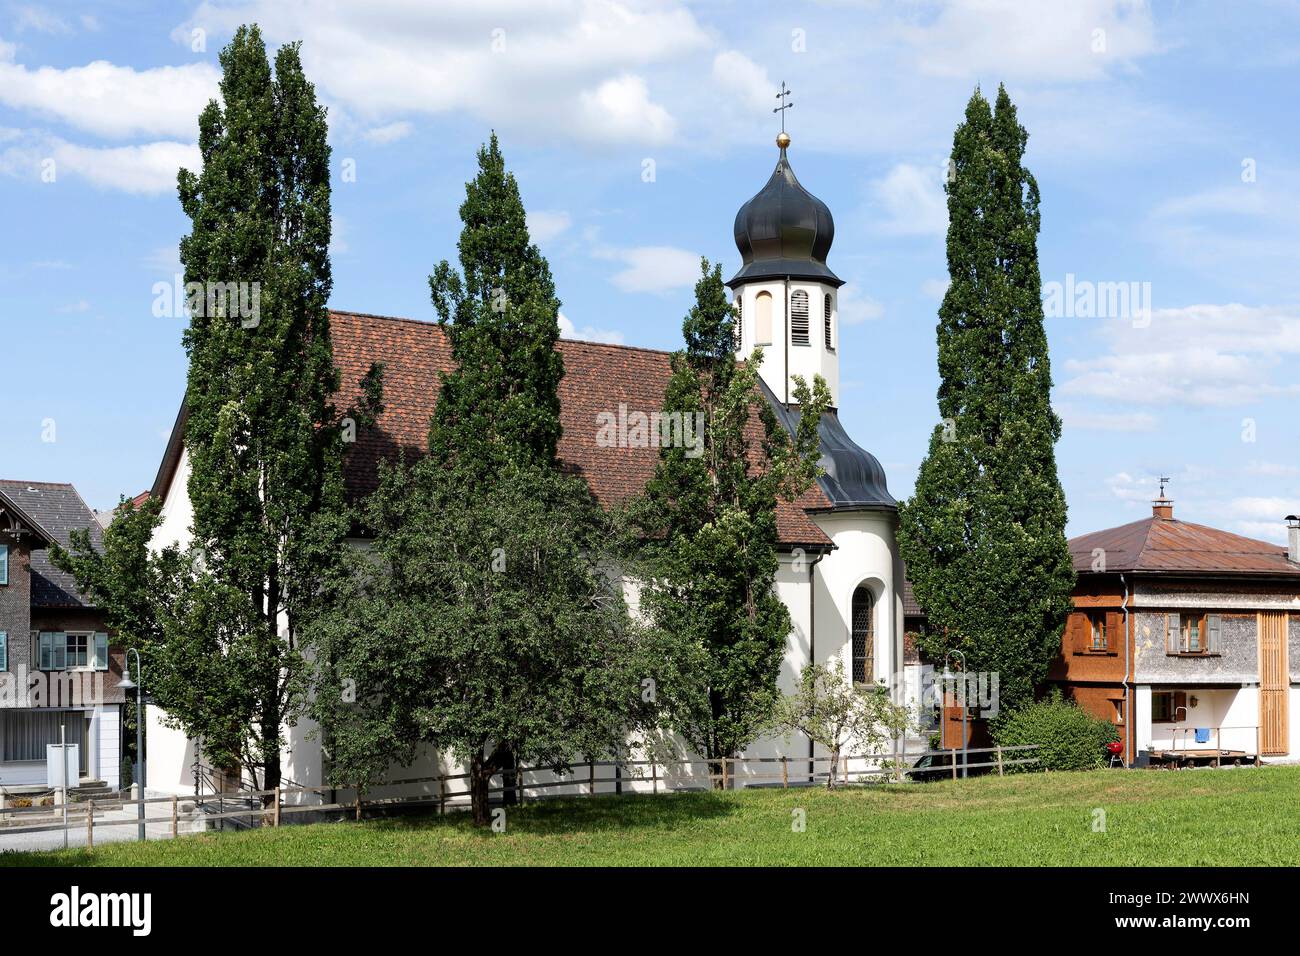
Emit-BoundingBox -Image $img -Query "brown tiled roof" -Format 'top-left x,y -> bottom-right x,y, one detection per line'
902,575 -> 925,617
330,311 -> 832,548
1069,513 -> 1300,577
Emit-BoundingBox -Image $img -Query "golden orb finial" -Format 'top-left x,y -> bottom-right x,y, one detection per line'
776,131 -> 791,149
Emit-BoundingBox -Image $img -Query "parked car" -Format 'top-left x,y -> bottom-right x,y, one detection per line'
907,750 -> 993,782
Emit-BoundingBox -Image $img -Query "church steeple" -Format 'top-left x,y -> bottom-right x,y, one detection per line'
728,103 -> 843,408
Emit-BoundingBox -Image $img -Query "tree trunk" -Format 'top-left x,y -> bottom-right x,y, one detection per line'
470,752 -> 491,826
827,746 -> 839,790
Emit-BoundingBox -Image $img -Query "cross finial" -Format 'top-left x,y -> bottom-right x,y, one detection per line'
773,81 -> 793,134
1158,475 -> 1171,498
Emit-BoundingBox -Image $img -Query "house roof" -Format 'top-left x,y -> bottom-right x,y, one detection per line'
1069,510 -> 1300,578
0,480 -> 104,607
155,310 -> 841,549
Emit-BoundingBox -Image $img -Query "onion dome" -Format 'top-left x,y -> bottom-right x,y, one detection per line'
728,134 -> 843,289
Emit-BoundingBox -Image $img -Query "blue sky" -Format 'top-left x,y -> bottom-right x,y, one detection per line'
2,0 -> 1299,542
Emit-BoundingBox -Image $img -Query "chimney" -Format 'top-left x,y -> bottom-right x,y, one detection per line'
1152,497 -> 1173,520
1287,515 -> 1300,564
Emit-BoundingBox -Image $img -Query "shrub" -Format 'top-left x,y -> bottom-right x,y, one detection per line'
993,689 -> 1119,772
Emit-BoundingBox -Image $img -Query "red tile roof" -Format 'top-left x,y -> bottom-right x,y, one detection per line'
331,311 -> 832,548
1069,512 -> 1300,577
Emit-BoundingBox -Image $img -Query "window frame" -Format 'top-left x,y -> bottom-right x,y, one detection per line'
850,586 -> 874,685
823,293 -> 834,351
790,289 -> 810,346
0,631 -> 7,671
1151,691 -> 1173,723
0,543 -> 8,585
1088,612 -> 1108,652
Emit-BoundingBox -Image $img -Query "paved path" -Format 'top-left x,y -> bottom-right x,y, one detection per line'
0,806 -> 198,854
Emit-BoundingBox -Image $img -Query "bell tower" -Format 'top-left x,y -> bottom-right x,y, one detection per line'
728,89 -> 843,407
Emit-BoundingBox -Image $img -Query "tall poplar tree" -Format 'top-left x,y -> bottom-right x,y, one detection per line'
173,25 -> 345,789
629,261 -> 830,782
897,85 -> 1075,715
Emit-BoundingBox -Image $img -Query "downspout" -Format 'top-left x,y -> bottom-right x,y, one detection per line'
1121,572 -> 1131,767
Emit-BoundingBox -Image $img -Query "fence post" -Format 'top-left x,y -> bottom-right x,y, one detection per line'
355,788 -> 362,821
170,795 -> 178,838
651,759 -> 658,795
721,757 -> 729,790
273,786 -> 281,827
951,748 -> 957,781
588,760 -> 595,796
996,745 -> 1004,777
842,755 -> 848,786
86,799 -> 94,849
782,755 -> 788,789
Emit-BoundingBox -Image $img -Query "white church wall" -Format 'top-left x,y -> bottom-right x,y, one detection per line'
734,280 -> 840,408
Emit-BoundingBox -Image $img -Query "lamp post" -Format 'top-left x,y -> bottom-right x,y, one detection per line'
944,649 -> 967,778
118,648 -> 145,841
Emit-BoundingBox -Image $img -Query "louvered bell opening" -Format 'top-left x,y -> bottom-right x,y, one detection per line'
733,296 -> 743,350
791,289 -> 810,346
824,292 -> 834,350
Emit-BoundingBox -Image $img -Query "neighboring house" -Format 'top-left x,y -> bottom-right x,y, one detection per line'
0,481 -> 126,789
1051,495 -> 1300,765
144,133 -> 917,796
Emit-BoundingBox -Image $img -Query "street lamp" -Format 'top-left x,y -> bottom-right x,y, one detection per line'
117,648 -> 146,841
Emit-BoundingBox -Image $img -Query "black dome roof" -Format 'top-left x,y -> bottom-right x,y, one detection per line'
728,143 -> 843,289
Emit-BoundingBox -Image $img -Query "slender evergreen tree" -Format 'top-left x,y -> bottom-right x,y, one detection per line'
628,260 -> 830,783
898,85 -> 1075,715
311,135 -> 660,825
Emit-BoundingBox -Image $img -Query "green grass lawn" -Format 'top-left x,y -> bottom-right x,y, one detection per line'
7,765 -> 1300,866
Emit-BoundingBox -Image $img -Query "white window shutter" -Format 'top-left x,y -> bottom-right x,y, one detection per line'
1168,613 -> 1181,653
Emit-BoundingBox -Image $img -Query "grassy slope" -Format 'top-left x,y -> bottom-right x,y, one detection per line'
7,766 -> 1299,867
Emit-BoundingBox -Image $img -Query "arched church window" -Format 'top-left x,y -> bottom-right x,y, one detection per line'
755,291 -> 773,346
824,293 -> 834,350
733,295 -> 743,351
851,586 -> 874,684
790,290 -> 810,346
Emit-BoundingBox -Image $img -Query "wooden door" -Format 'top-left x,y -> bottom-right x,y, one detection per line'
1258,612 -> 1289,755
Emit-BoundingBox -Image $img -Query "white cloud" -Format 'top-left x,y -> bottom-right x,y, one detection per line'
870,163 -> 947,236
361,121 -> 413,144
527,210 -> 572,244
837,283 -> 884,325
710,50 -> 770,113
595,244 -> 700,294
49,139 -> 199,194
177,0 -> 705,146
1105,470 -> 1159,504
920,277 -> 949,300
1058,407 -> 1157,432
1060,303 -> 1300,407
1246,460 -> 1300,479
13,6 -> 71,34
0,55 -> 219,139
577,74 -> 676,145
904,0 -> 1159,82
558,311 -> 623,345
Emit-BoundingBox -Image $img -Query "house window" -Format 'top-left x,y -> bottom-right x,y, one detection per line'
1166,613 -> 1219,655
790,290 -> 810,346
37,632 -> 108,671
0,631 -> 7,671
755,291 -> 773,346
1111,697 -> 1125,723
1152,692 -> 1173,722
732,295 -> 743,350
0,543 -> 8,585
851,586 -> 874,684
1089,612 -> 1107,651
824,293 -> 834,350
66,633 -> 89,669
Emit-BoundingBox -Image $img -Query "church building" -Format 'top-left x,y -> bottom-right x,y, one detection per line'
144,133 -> 912,795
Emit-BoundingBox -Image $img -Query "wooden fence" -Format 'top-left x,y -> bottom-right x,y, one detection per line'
0,744 -> 1041,846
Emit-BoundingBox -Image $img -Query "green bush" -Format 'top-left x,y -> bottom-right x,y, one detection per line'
993,689 -> 1119,772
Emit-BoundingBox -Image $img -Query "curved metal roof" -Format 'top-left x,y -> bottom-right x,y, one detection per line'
728,145 -> 843,289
